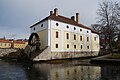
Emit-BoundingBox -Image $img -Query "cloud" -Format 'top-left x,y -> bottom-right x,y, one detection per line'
0,0 -> 108,39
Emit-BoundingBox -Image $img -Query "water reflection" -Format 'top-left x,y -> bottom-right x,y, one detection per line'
25,62 -> 101,80
0,60 -> 120,80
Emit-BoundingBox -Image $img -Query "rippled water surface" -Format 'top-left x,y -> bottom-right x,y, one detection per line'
0,60 -> 120,80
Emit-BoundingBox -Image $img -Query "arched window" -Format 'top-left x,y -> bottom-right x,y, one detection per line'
67,44 -> 69,48
94,37 -> 96,41
56,31 -> 58,38
80,36 -> 82,41
56,44 -> 58,48
87,46 -> 89,49
34,27 -> 35,30
74,27 -> 76,30
74,34 -> 76,40
41,24 -> 43,27
74,45 -> 76,49
87,37 -> 89,42
66,33 -> 69,39
81,45 -> 83,49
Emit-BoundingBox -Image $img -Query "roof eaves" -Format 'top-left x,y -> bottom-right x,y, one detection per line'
30,16 -> 49,28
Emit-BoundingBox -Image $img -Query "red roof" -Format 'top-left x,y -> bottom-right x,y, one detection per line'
0,39 -> 11,43
13,40 -> 25,44
30,14 -> 98,34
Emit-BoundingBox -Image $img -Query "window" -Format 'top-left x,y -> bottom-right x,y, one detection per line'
80,29 -> 82,31
56,23 -> 59,26
66,25 -> 69,28
66,33 -> 69,39
74,34 -> 76,40
87,31 -> 89,33
74,45 -> 76,49
80,36 -> 82,41
87,37 -> 89,42
9,43 -> 10,46
41,24 -> 43,27
81,45 -> 83,49
56,44 -> 58,48
74,27 -> 76,30
94,37 -> 96,41
67,44 -> 69,48
34,27 -> 35,30
87,46 -> 89,49
5,44 -> 6,46
56,31 -> 58,38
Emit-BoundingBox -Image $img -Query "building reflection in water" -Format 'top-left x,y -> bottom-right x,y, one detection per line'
27,63 -> 101,80
1,60 -> 120,80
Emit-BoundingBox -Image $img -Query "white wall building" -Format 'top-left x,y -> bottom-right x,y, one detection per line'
29,8 -> 99,60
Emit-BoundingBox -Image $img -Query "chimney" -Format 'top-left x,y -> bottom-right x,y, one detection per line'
54,8 -> 58,16
76,13 -> 80,23
71,16 -> 75,21
50,11 -> 53,15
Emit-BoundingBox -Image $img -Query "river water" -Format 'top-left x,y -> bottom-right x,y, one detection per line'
0,59 -> 120,80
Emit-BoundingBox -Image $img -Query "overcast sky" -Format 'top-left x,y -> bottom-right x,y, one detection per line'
0,0 -> 114,39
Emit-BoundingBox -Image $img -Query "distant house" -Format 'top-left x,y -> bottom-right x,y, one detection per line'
0,38 -> 28,49
0,39 -> 11,48
12,39 -> 28,49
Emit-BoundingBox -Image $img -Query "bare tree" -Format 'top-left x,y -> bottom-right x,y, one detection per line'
92,1 -> 120,54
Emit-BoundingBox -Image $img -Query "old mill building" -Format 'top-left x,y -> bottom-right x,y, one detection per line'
28,8 -> 99,61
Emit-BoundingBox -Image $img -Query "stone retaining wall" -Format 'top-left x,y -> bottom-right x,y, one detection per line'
33,47 -> 99,61
0,48 -> 18,57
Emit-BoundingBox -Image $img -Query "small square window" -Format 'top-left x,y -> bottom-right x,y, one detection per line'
74,27 -> 76,30
56,44 -> 58,48
56,23 -> 59,26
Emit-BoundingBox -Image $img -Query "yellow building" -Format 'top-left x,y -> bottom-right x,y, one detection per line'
0,39 -> 11,48
12,40 -> 28,49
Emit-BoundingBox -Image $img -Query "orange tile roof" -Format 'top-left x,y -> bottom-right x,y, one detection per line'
0,39 -> 11,43
30,14 -> 99,34
13,40 -> 25,44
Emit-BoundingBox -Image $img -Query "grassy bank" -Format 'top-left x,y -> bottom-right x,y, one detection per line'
107,54 -> 120,59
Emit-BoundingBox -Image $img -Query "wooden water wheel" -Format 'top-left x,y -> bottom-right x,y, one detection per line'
28,33 -> 41,52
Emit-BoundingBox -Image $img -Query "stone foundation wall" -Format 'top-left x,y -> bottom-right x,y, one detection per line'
51,51 -> 99,60
33,47 -> 99,61
0,48 -> 18,57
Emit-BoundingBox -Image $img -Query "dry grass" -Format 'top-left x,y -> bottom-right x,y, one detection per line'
107,54 -> 120,59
